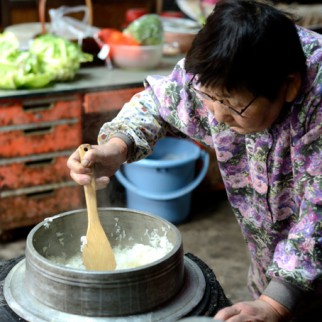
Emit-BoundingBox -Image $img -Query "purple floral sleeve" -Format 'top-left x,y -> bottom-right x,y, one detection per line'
98,28 -> 322,298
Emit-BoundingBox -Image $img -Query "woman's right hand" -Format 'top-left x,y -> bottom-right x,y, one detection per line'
67,138 -> 129,189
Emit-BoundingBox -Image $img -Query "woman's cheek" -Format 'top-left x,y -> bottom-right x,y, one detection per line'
204,101 -> 215,114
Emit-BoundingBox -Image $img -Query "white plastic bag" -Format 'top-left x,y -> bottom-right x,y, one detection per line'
49,5 -> 99,44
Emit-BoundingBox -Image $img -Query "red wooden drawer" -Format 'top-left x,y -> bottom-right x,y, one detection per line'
0,95 -> 83,126
84,87 -> 144,114
0,183 -> 83,230
0,151 -> 73,191
0,120 -> 81,158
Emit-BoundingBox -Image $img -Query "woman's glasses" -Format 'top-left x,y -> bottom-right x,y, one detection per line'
188,76 -> 258,117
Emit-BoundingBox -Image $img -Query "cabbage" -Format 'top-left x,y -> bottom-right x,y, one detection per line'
29,34 -> 93,82
0,32 -> 93,89
0,32 -> 53,89
123,14 -> 163,45
0,32 -> 19,57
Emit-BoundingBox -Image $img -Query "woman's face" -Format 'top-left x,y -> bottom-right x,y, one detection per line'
199,86 -> 286,134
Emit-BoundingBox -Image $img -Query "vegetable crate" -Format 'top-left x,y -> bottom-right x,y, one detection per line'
0,94 -> 84,233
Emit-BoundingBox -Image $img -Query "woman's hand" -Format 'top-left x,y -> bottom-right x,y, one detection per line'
214,296 -> 291,322
67,138 -> 128,189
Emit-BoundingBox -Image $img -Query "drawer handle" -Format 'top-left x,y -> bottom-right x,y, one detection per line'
26,189 -> 54,199
23,102 -> 54,112
25,158 -> 54,167
23,126 -> 53,136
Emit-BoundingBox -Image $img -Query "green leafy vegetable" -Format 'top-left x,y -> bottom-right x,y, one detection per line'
0,32 -> 93,90
123,14 -> 163,45
30,34 -> 93,82
0,32 -> 53,89
0,32 -> 19,57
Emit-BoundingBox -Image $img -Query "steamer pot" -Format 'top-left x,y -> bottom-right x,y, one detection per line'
24,208 -> 184,317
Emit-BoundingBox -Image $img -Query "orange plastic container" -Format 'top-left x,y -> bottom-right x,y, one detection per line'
0,184 -> 83,230
0,121 -> 82,158
0,95 -> 82,126
83,87 -> 144,113
0,152 -> 73,191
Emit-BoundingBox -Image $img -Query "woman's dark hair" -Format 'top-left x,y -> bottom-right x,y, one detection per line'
185,0 -> 307,100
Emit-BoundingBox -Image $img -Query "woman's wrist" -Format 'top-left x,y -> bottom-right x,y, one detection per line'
107,132 -> 136,160
262,278 -> 303,313
259,294 -> 292,321
107,137 -> 129,163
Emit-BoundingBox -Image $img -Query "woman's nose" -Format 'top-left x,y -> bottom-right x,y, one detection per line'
208,101 -> 232,123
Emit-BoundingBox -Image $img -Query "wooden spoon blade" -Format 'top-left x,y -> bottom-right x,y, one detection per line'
78,143 -> 116,271
83,226 -> 116,271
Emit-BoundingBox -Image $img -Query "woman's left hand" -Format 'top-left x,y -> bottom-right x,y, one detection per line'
214,296 -> 291,322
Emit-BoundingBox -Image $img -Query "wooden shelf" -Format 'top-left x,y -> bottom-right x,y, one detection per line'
1,0 -> 156,30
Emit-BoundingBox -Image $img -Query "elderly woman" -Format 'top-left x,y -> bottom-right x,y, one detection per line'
68,0 -> 322,320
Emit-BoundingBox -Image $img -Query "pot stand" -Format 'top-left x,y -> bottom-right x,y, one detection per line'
2,254 -> 231,321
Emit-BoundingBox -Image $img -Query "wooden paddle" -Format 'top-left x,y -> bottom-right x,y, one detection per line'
78,144 -> 116,271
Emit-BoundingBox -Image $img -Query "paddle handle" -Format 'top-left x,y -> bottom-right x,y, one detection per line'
78,144 -> 100,225
78,144 -> 116,271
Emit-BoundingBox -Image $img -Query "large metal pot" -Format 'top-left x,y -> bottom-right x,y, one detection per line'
24,208 -> 184,317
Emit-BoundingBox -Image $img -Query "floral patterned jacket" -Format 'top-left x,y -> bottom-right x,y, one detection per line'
99,27 -> 322,310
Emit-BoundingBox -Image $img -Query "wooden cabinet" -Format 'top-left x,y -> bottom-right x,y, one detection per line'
82,86 -> 144,144
0,94 -> 83,231
83,87 -> 144,114
0,86 -> 144,233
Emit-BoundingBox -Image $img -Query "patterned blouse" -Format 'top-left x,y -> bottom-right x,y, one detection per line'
99,27 -> 322,305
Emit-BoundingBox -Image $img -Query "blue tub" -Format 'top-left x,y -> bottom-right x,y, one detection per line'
115,137 -> 209,224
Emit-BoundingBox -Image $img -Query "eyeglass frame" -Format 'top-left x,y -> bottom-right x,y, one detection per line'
188,75 -> 258,117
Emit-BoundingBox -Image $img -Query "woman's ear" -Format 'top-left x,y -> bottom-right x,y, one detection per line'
285,72 -> 302,103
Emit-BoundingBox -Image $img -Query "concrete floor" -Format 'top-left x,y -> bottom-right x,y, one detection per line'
182,190 -> 252,303
0,187 -> 252,305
